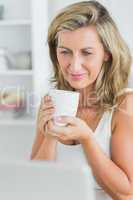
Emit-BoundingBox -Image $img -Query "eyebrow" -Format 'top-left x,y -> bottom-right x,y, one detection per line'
57,46 -> 93,51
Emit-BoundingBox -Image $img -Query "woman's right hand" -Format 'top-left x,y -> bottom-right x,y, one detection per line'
37,95 -> 55,137
37,94 -> 75,145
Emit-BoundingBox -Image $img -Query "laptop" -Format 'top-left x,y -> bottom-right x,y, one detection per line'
0,160 -> 95,200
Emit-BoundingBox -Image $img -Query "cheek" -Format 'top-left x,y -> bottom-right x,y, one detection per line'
87,57 -> 103,76
57,54 -> 70,70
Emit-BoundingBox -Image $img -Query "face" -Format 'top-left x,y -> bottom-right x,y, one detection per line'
56,26 -> 109,90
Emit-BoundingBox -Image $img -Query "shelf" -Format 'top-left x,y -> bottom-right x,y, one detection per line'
0,20 -> 31,27
0,117 -> 35,126
0,70 -> 33,76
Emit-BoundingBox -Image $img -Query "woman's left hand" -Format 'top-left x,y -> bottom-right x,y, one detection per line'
46,116 -> 93,144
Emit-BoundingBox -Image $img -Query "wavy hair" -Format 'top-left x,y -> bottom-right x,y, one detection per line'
47,1 -> 132,112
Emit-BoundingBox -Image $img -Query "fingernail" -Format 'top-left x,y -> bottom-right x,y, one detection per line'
48,95 -> 52,100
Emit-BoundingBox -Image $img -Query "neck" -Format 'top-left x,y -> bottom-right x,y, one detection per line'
76,85 -> 95,109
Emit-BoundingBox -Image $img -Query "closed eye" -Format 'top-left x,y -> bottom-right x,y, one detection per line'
60,51 -> 70,55
82,51 -> 92,56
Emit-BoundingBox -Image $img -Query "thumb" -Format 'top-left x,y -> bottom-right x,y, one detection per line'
58,116 -> 78,126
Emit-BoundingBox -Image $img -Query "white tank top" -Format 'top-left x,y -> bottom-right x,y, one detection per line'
57,88 -> 133,200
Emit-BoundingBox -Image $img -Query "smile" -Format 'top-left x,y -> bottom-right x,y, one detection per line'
70,73 -> 86,80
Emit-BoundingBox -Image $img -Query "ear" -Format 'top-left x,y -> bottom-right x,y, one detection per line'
104,52 -> 110,62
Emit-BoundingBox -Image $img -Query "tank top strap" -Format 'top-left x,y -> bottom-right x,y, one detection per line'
104,110 -> 114,128
94,110 -> 111,135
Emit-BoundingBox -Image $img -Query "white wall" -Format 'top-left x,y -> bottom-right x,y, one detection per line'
110,1 -> 133,54
32,0 -> 50,103
0,0 -> 31,19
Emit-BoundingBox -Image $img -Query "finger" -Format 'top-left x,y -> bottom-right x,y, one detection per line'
41,97 -> 54,108
48,121 -> 71,135
46,121 -> 74,140
46,122 -> 59,137
38,106 -> 54,119
41,102 -> 54,111
38,110 -> 54,121
38,114 -> 54,131
47,119 -> 54,130
44,95 -> 52,102
56,133 -> 69,140
38,114 -> 54,127
40,95 -> 52,108
57,116 -> 79,126
45,123 -> 56,136
40,96 -> 47,105
40,97 -> 54,107
40,114 -> 54,126
42,107 -> 55,115
53,132 -> 75,144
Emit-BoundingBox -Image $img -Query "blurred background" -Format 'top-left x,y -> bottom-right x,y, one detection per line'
0,0 -> 132,138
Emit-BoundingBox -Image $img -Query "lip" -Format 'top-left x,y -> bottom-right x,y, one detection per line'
70,73 -> 86,80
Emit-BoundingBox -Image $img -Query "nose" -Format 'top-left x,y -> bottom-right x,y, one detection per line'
69,54 -> 83,73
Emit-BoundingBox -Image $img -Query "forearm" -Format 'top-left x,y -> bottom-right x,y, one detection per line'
32,136 -> 57,160
81,135 -> 133,197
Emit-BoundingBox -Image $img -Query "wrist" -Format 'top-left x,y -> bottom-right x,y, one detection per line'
45,133 -> 58,143
79,131 -> 94,145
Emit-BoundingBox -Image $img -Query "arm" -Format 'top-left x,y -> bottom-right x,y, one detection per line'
82,132 -> 133,199
30,125 -> 58,160
30,109 -> 58,160
32,133 -> 58,160
81,93 -> 133,199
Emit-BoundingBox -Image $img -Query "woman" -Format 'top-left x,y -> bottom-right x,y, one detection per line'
31,1 -> 133,199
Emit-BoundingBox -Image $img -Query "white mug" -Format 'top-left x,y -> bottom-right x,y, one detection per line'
49,89 -> 79,126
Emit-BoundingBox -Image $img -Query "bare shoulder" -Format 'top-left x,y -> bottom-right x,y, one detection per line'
111,90 -> 133,134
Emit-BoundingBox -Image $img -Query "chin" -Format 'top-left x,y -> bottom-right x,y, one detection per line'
68,81 -> 90,90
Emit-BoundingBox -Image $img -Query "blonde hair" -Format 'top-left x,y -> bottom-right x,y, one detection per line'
48,1 -> 132,112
